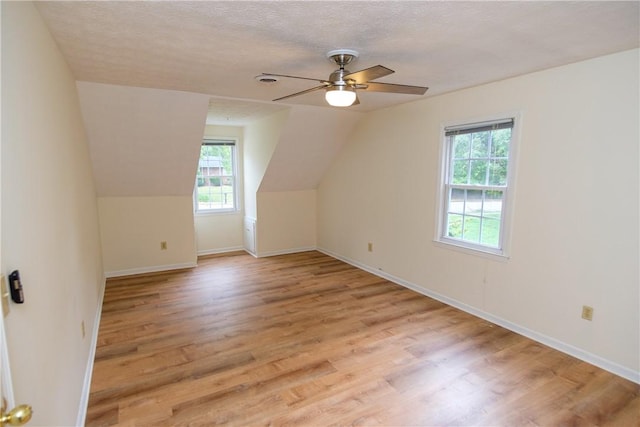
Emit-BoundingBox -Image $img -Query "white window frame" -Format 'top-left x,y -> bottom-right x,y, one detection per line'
435,113 -> 521,260
194,138 -> 238,214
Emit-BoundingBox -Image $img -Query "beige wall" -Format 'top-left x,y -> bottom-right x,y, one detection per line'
242,112 -> 320,256
195,212 -> 244,255
98,196 -> 197,276
195,125 -> 245,255
256,190 -> 317,256
243,110 -> 289,220
1,2 -> 104,425
318,49 -> 639,380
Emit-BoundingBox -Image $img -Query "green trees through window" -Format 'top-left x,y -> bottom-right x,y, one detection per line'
440,119 -> 515,253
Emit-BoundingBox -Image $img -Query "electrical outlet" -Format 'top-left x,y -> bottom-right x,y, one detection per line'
160,241 -> 168,250
581,305 -> 594,321
368,242 -> 373,252
81,320 -> 86,338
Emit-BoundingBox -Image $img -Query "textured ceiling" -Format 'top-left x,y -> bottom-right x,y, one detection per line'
206,97 -> 288,127
36,1 -> 639,123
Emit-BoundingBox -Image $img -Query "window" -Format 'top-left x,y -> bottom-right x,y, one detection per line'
437,117 -> 517,257
194,139 -> 237,213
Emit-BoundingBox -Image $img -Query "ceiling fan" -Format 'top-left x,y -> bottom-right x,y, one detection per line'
260,49 -> 428,107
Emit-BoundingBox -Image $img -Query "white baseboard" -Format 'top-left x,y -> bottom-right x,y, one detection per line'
76,274 -> 106,427
317,247 -> 639,384
105,261 -> 197,278
256,246 -> 316,258
196,245 -> 315,260
197,246 -> 244,256
245,248 -> 258,258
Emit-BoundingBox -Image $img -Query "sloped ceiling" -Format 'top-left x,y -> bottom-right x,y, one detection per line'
259,106 -> 364,191
77,82 -> 209,196
37,1 -> 639,196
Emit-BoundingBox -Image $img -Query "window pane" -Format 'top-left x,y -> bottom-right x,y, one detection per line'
465,189 -> 483,215
485,190 -> 503,205
221,177 -> 234,209
198,184 -> 221,210
471,132 -> 490,158
463,216 -> 481,242
452,160 -> 469,184
490,129 -> 511,158
469,160 -> 488,185
449,188 -> 465,214
453,134 -> 470,158
488,159 -> 508,186
447,213 -> 463,239
481,218 -> 501,247
484,191 -> 503,222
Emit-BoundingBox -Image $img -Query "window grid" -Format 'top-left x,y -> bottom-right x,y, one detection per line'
445,187 -> 504,248
195,140 -> 237,213
441,121 -> 513,252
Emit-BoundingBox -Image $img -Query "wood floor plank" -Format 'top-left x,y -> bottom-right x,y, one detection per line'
86,251 -> 639,426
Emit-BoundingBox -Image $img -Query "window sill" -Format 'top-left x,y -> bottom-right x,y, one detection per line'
195,209 -> 240,217
433,238 -> 510,262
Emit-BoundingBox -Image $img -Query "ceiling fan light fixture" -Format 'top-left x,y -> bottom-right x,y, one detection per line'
325,86 -> 356,107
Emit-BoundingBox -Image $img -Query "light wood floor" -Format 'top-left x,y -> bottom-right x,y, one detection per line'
86,251 -> 639,426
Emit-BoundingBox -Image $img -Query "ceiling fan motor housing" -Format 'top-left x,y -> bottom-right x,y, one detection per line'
327,49 -> 359,69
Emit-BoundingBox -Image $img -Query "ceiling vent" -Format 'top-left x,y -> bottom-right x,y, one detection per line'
255,74 -> 279,83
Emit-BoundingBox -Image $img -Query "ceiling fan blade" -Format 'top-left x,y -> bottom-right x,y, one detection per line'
273,85 -> 328,102
261,72 -> 328,84
361,82 -> 428,95
344,65 -> 394,83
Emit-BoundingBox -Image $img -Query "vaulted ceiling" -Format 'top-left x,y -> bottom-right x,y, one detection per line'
34,1 -> 639,196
